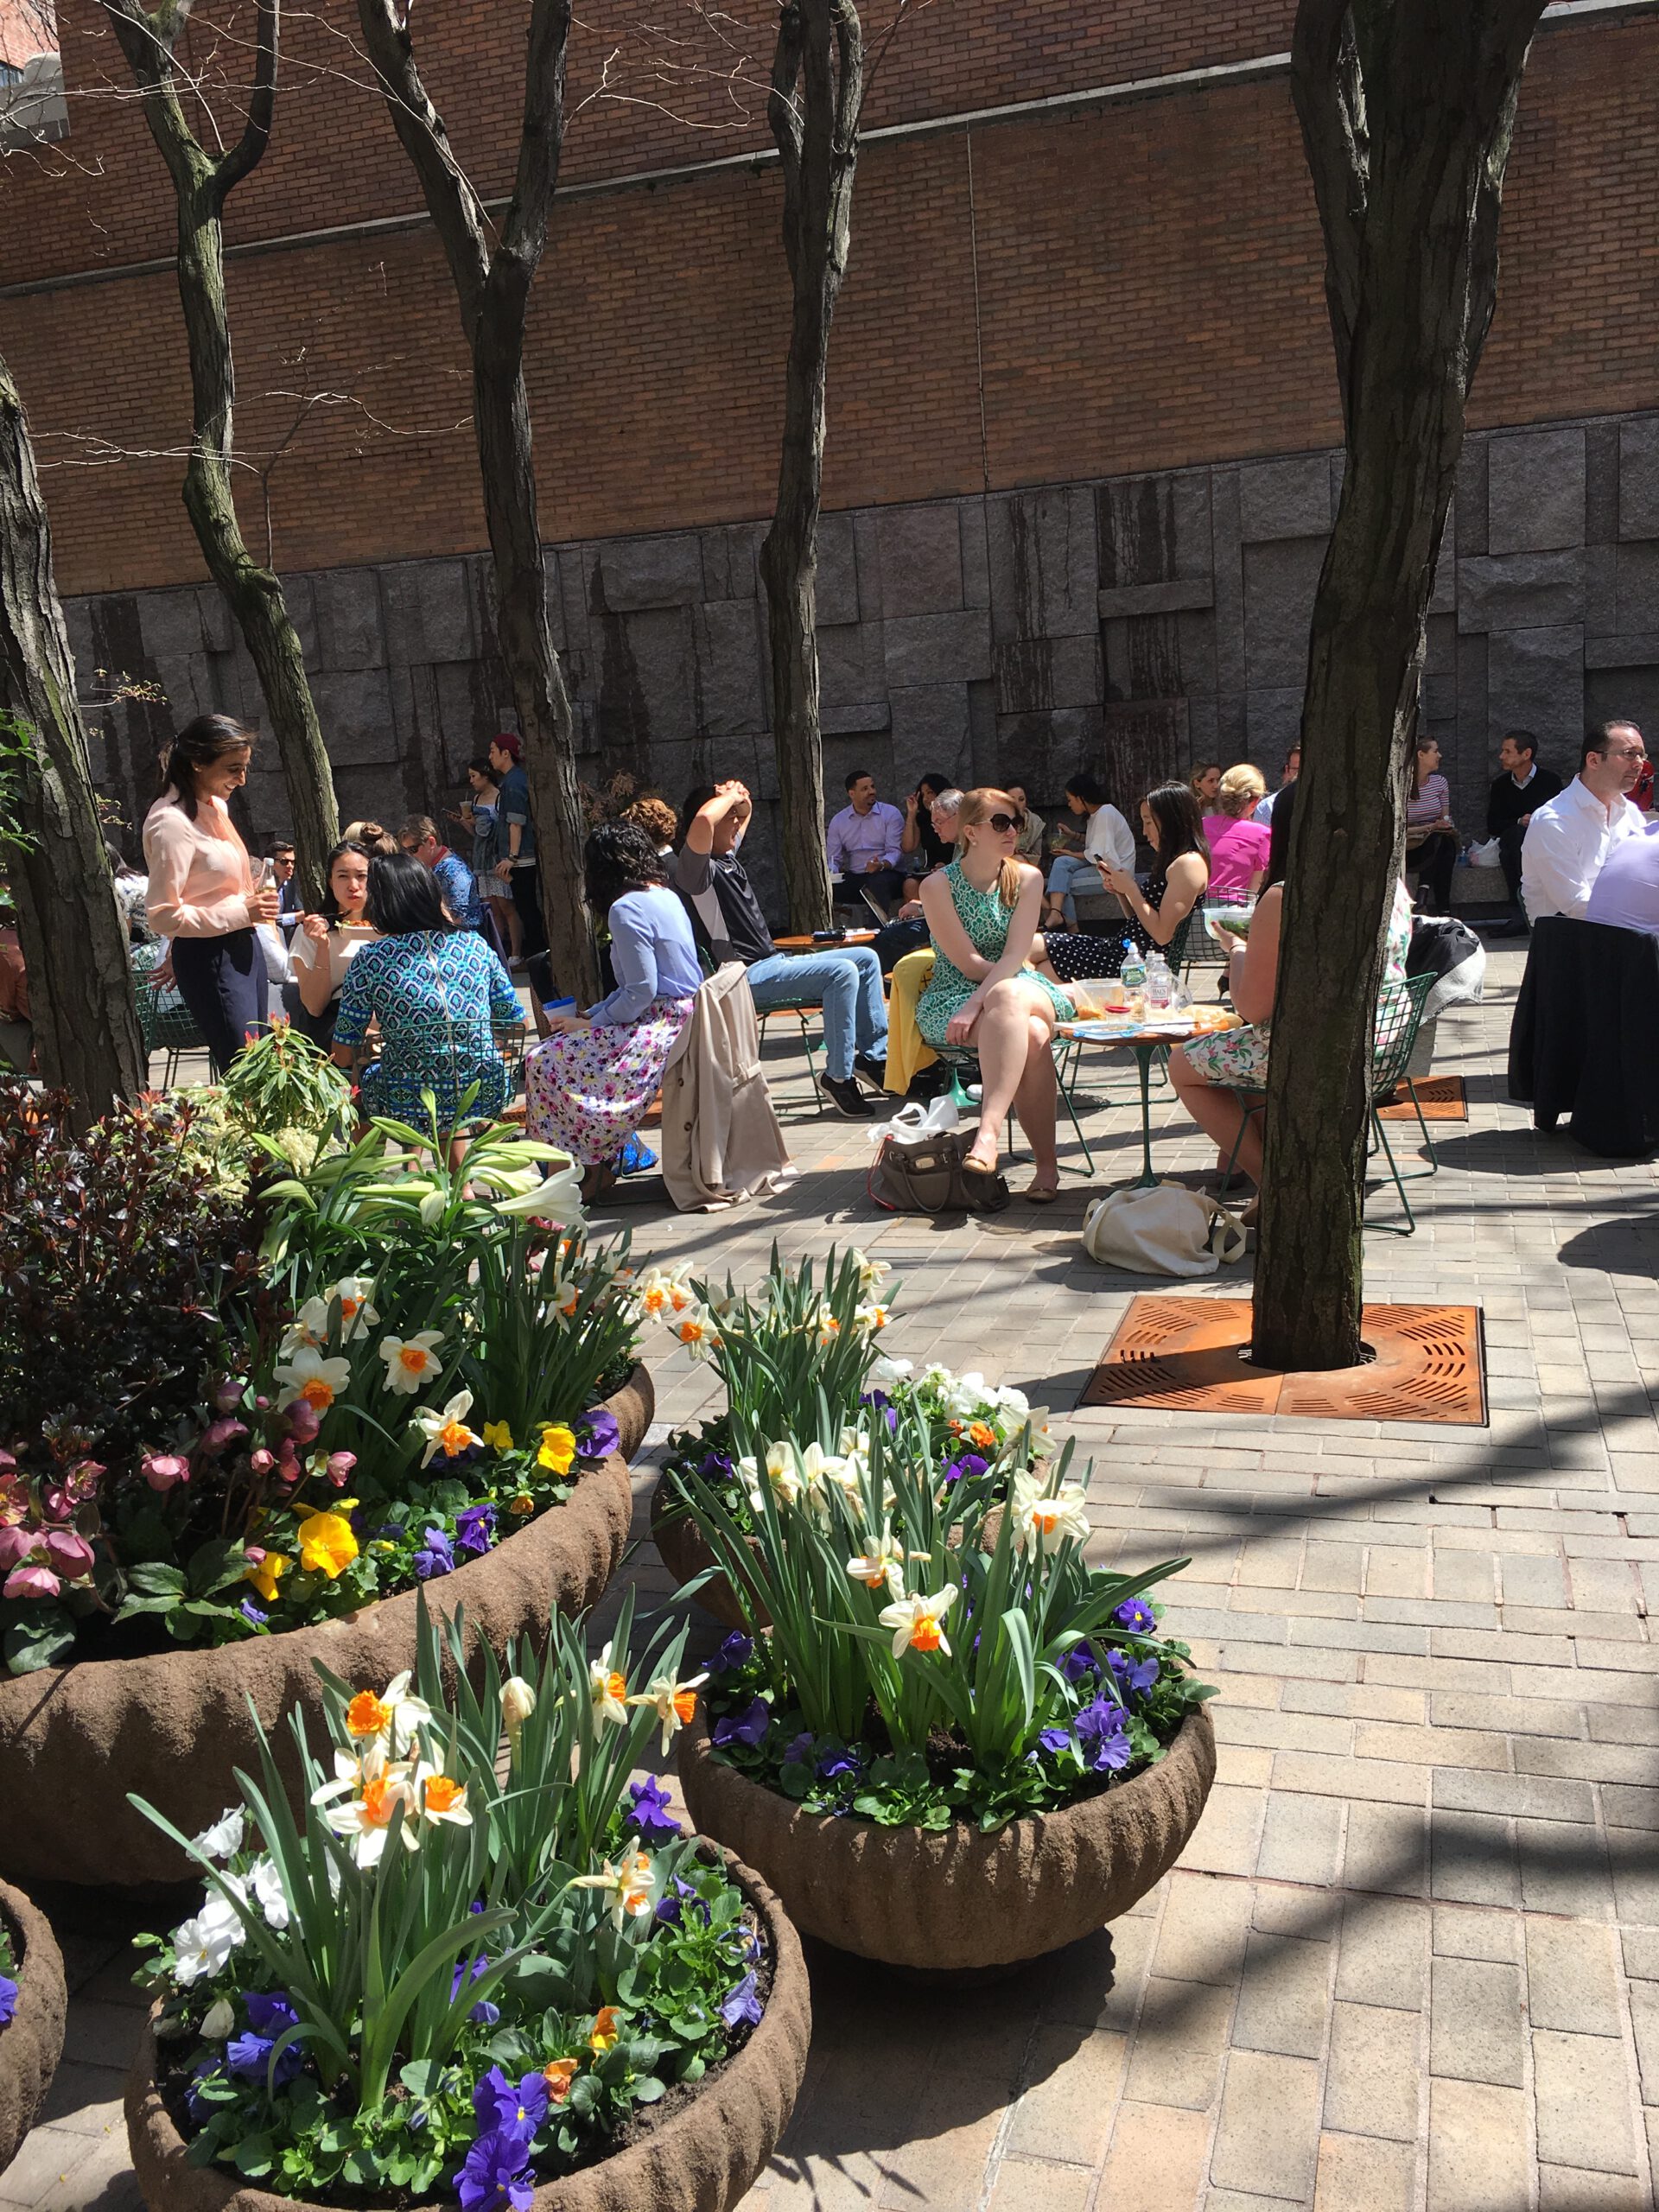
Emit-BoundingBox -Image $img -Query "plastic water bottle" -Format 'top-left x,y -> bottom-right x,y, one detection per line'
1145,951 -> 1173,1010
1119,940 -> 1147,1000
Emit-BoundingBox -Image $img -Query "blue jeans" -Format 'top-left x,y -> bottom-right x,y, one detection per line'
747,947 -> 887,1080
1045,853 -> 1101,923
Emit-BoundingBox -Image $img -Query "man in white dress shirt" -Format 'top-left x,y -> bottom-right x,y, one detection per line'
1521,721 -> 1648,922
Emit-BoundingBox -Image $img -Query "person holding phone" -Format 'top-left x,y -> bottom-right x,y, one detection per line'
143,713 -> 276,1075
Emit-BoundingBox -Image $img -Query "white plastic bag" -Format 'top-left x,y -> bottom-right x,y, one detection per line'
1465,837 -> 1502,869
1082,1181 -> 1248,1276
865,1095 -> 962,1150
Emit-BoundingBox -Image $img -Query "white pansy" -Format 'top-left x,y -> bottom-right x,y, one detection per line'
868,1355 -> 914,1390
170,1886 -> 245,1985
191,1807 -> 245,1862
248,1855 -> 290,1930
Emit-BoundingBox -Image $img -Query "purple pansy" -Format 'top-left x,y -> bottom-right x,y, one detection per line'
1075,1697 -> 1133,1773
1038,1725 -> 1074,1755
782,1732 -> 815,1767
239,1599 -> 269,1628
1113,1596 -> 1157,1636
708,1630 -> 754,1677
655,1874 -> 709,1927
472,2066 -> 550,2136
816,1743 -> 861,1781
943,1452 -> 989,1488
699,1448 -> 734,1478
622,1776 -> 683,1847
414,1526 -> 454,1579
226,1990 -> 302,2088
454,2130 -> 537,2212
451,1954 -> 500,2026
454,1503 -> 497,1560
577,1408 -> 621,1461
0,1975 -> 16,2027
711,1695 -> 771,1749
1060,1640 -> 1100,1685
719,1971 -> 764,2031
1107,1647 -> 1159,1697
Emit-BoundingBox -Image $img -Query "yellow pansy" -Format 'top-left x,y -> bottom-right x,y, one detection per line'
296,1507 -> 359,1580
482,1420 -> 514,1453
538,1422 -> 576,1473
244,1550 -> 292,1604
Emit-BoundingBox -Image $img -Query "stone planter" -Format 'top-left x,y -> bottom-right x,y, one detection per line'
124,1847 -> 810,2212
678,1700 -> 1216,1972
648,1479 -> 760,1634
0,1368 -> 652,1892
0,1879 -> 67,2181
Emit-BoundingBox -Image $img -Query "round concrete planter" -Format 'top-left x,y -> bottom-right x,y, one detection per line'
648,1479 -> 759,1634
0,1879 -> 67,2181
678,1700 -> 1217,1972
0,1368 -> 652,1891
124,1847 -> 809,2212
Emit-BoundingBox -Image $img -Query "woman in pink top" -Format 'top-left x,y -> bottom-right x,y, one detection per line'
1202,763 -> 1273,894
143,714 -> 280,1074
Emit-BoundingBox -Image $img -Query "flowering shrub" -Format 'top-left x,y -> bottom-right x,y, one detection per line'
132,1599 -> 766,2203
677,1389 -> 1214,1832
2,1106 -> 682,1675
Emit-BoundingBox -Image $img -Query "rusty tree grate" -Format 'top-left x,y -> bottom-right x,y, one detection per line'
1080,1297 -> 1485,1426
1376,1075 -> 1466,1122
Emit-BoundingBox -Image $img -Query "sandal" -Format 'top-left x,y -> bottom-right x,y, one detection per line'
1023,1180 -> 1060,1205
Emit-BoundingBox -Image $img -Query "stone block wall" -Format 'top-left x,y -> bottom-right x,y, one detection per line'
73,406 -> 1659,929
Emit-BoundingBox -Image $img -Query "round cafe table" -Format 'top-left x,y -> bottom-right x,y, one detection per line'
1056,1012 -> 1239,1189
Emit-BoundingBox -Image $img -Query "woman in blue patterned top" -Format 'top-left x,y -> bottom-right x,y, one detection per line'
333,852 -> 521,1130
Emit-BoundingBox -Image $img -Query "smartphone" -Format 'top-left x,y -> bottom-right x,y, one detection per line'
811,929 -> 846,944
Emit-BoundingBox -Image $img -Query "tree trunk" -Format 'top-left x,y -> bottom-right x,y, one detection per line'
0,352 -> 145,1125
760,0 -> 862,935
1252,0 -> 1546,1371
355,0 -> 597,1005
107,2 -> 339,909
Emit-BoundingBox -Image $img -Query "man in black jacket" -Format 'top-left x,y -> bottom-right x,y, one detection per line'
1487,730 -> 1563,931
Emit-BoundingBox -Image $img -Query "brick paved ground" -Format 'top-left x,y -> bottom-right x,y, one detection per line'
13,940 -> 1659,2212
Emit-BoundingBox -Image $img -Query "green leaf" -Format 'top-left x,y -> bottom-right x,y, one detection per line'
233,2134 -> 274,2179
125,1561 -> 188,1598
3,1605 -> 78,1674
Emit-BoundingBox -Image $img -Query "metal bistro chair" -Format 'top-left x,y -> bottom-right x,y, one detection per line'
1218,971 -> 1438,1236
931,1037 -> 1097,1178
131,944 -> 208,1088
695,941 -> 827,1109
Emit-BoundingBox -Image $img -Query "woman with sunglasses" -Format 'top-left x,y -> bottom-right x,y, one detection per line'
916,788 -> 1075,1205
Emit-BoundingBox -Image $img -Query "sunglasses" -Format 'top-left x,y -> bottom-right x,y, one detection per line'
985,811 -> 1027,834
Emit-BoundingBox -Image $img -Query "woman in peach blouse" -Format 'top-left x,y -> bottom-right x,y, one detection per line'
143,714 -> 280,1074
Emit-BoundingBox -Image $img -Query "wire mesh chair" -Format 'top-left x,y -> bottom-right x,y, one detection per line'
131,944 -> 207,1088
931,1038 -> 1096,1178
1217,971 -> 1437,1236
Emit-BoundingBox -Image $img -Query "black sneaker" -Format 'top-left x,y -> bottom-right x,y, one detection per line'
854,1052 -> 888,1089
823,1074 -> 877,1119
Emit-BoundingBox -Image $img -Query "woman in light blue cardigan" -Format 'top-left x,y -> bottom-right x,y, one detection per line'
524,819 -> 703,1197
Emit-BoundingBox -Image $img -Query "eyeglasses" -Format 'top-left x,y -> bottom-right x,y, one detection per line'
986,812 -> 1027,834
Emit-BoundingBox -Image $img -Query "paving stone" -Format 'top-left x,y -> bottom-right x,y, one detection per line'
1428,1955 -> 1526,2086
1527,1916 -> 1623,2035
1256,1789 -> 1344,1885
1231,1929 -> 1332,2059
1427,2078 -> 1532,2212
1324,2000 -> 1421,2139
1631,1980 -> 1659,2106
1152,1872 -> 1253,1983
1121,1976 -> 1235,2111
983,2159 -> 1094,2212
1537,2171 -> 1654,2212
1211,2049 -> 1321,2202
1532,2028 -> 1641,2174
1313,2133 -> 1416,2212
1090,2101 -> 1209,2212
1432,1904 -> 1521,1963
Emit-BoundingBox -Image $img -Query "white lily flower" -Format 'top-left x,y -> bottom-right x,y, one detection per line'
877,1585 -> 957,1661
378,1330 -> 445,1395
275,1344 -> 352,1415
494,1157 -> 584,1221
191,1806 -> 245,1862
1013,1470 -> 1090,1549
626,1670 -> 709,1756
413,1389 -> 479,1467
418,1188 -> 447,1227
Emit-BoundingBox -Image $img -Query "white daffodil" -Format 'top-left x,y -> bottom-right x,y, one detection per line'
855,1303 -> 892,1333
342,1671 -> 433,1758
191,1806 -> 245,1862
170,1887 -> 245,1985
846,1526 -> 907,1596
1013,1470 -> 1090,1549
569,1850 -> 656,1931
409,1764 -> 473,1830
500,1675 -> 537,1747
739,1441 -> 801,1514
671,1304 -> 720,1359
278,1297 -> 332,1358
248,1855 -> 291,1930
321,1765 -> 418,1866
543,1272 -> 582,1322
588,1643 -> 630,1727
633,1266 -> 695,1321
413,1389 -> 480,1467
626,1670 -> 709,1756
276,1344 -> 353,1415
378,1330 -> 446,1395
877,1584 -> 957,1661
851,1249 -> 893,1293
328,1276 -> 380,1341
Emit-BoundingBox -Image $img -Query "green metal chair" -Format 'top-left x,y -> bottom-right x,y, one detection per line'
131,943 -> 207,1088
1217,971 -> 1438,1236
694,941 -> 828,1109
931,1038 -> 1096,1178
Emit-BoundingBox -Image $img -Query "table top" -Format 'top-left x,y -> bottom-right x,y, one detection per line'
772,930 -> 879,952
1058,1011 -> 1241,1047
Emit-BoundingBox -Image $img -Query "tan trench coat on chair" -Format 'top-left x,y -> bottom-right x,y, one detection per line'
659,962 -> 793,1211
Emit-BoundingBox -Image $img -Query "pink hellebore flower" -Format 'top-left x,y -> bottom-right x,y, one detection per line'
42,1529 -> 94,1583
3,1564 -> 60,1601
326,1452 -> 357,1488
213,1376 -> 244,1414
199,1420 -> 247,1457
0,1525 -> 35,1572
143,1453 -> 192,1493
250,1448 -> 275,1476
285,1401 -> 321,1446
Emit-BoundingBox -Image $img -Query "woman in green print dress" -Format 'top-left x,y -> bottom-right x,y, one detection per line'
917,789 -> 1075,1206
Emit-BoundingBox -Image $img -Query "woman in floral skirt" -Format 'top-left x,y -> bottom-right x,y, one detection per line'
525,820 -> 703,1199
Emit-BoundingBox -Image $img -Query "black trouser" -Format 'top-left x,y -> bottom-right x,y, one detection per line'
1413,831 -> 1458,914
171,929 -> 269,1077
508,863 -> 552,1002
280,980 -> 338,1052
1497,821 -> 1526,906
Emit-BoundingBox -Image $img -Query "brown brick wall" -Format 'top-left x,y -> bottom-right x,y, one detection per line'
3,9 -> 1656,598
